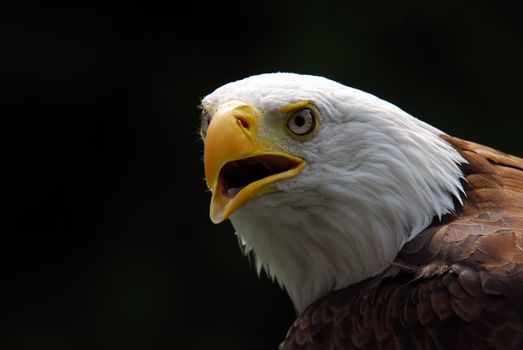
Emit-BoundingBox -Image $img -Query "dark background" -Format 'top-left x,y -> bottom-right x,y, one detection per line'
8,1 -> 522,349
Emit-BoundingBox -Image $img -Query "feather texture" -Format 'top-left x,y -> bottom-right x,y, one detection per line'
280,136 -> 523,350
201,73 -> 523,349
207,73 -> 466,312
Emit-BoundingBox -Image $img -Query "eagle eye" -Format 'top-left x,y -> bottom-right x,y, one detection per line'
287,108 -> 316,137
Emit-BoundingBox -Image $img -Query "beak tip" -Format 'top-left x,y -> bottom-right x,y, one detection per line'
210,213 -> 226,224
209,200 -> 227,224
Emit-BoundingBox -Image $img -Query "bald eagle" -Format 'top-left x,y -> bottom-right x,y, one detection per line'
199,73 -> 523,349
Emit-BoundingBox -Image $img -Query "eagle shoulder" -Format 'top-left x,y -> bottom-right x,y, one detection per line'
280,136 -> 523,350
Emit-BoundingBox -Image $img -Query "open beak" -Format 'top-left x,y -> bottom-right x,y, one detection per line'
204,101 -> 306,223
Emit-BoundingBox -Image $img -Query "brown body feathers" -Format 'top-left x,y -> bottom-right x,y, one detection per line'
280,136 -> 523,350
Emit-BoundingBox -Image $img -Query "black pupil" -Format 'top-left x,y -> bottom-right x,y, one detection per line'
294,114 -> 306,127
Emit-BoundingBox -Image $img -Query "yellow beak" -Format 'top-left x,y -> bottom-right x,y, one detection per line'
204,101 -> 306,223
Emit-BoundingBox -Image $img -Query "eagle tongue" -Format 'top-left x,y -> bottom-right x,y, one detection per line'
227,187 -> 242,198
227,161 -> 264,198
221,155 -> 282,199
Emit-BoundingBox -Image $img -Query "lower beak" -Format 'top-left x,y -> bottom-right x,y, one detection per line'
204,101 -> 305,223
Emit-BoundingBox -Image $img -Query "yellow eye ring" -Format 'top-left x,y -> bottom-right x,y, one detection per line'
285,107 -> 319,140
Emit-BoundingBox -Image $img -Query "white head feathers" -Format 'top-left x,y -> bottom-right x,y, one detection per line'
202,73 -> 465,313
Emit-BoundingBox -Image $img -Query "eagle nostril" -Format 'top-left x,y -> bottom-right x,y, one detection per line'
236,116 -> 250,130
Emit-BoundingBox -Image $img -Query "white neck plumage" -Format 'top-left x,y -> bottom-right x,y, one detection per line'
229,89 -> 466,313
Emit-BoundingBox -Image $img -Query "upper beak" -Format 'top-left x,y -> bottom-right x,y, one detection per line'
204,101 -> 306,223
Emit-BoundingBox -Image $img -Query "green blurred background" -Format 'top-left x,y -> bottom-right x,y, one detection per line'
9,1 -> 522,349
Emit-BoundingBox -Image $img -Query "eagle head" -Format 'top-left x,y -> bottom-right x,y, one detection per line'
200,73 -> 465,312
